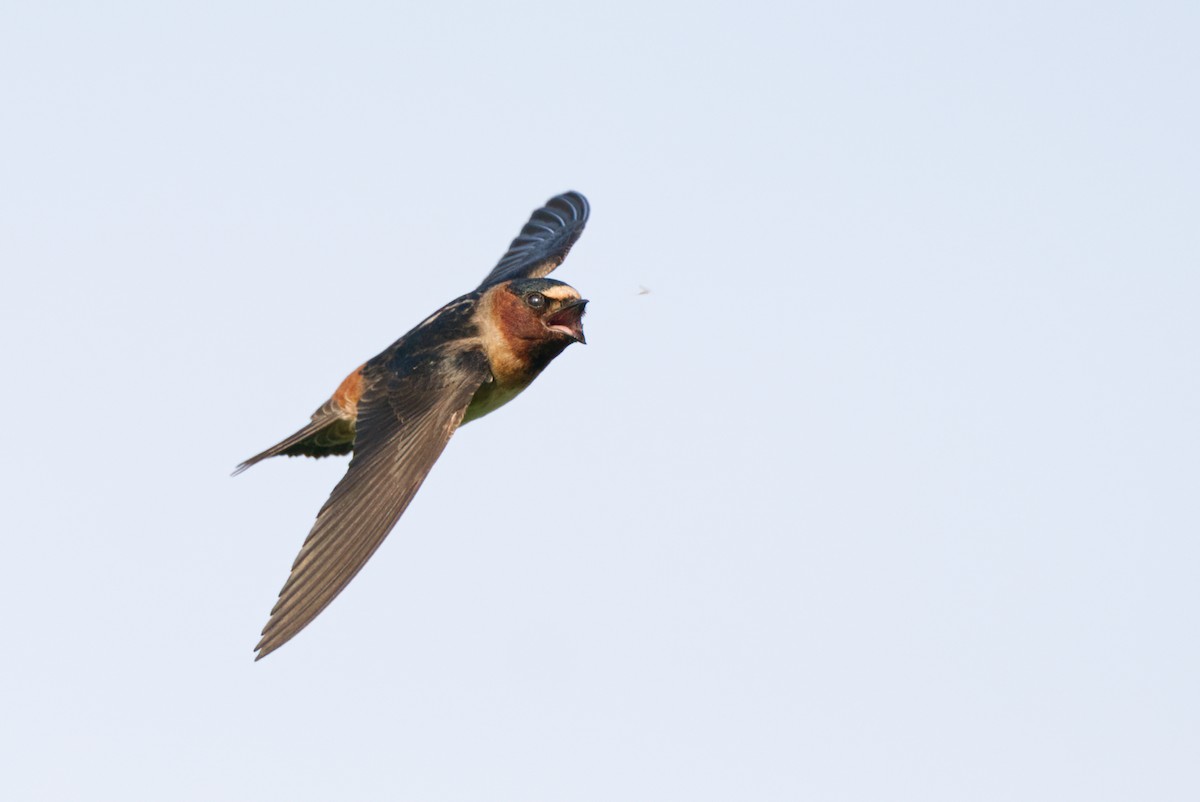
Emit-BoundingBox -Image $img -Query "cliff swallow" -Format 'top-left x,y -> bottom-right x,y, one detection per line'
237,191 -> 590,660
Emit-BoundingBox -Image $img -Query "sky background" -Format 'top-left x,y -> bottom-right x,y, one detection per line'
2,2 -> 1197,799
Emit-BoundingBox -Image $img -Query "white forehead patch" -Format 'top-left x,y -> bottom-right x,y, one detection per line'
541,284 -> 581,302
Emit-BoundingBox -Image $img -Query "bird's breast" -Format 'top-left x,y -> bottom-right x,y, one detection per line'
461,374 -> 532,425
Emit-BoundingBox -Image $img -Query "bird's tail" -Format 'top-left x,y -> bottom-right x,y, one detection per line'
233,407 -> 356,476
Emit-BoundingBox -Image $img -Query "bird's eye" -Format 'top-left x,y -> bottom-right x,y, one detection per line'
525,292 -> 547,310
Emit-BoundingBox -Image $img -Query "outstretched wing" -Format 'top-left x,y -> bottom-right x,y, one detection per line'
477,191 -> 589,288
255,348 -> 491,659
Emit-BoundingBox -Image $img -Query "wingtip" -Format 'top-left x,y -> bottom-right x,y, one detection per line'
253,637 -> 276,661
478,190 -> 592,288
551,190 -> 589,221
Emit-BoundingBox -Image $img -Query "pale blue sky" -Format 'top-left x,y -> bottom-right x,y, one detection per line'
2,2 -> 1197,800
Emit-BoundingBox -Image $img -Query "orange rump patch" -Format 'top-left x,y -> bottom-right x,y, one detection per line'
332,364 -> 366,413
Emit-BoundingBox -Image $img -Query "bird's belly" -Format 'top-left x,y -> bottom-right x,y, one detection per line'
461,378 -> 531,425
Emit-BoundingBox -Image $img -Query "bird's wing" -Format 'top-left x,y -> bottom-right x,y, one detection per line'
255,348 -> 491,659
477,191 -> 589,288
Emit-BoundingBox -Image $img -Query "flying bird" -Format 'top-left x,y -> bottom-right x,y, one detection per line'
237,191 -> 590,660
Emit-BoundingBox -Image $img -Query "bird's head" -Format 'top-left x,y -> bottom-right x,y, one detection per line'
502,277 -> 588,345
476,277 -> 589,385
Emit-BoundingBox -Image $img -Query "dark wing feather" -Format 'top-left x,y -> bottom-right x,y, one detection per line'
477,191 -> 589,288
254,349 -> 491,659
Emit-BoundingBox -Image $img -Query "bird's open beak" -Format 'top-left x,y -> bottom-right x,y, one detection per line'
546,298 -> 588,344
